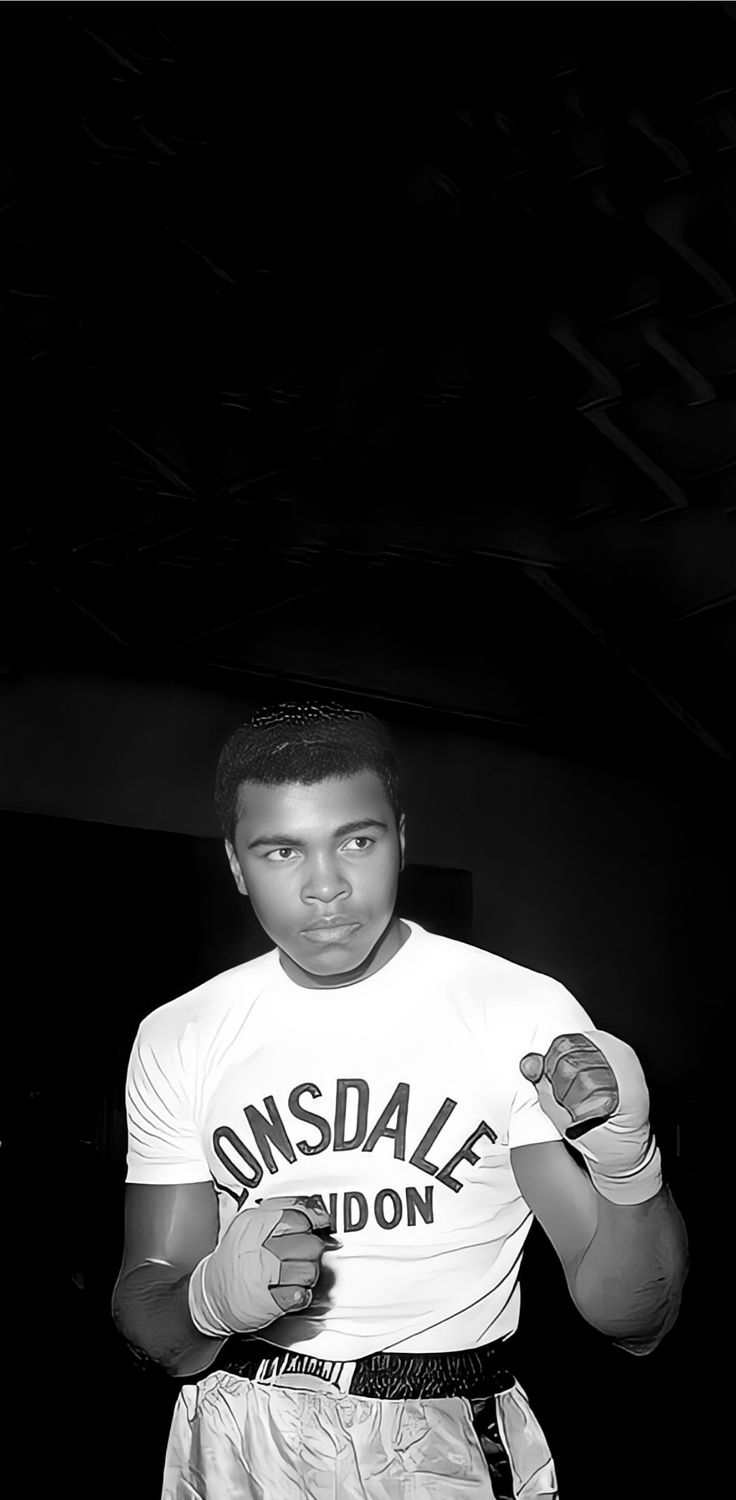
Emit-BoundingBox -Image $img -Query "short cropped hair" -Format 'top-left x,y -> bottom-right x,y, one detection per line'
215,701 -> 403,843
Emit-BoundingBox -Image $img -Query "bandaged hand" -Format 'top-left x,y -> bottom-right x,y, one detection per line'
188,1195 -> 334,1338
519,1030 -> 663,1204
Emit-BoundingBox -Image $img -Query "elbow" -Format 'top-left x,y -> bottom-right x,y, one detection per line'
575,1299 -> 670,1352
571,1194 -> 690,1349
111,1307 -> 182,1379
572,1267 -> 688,1351
612,1333 -> 666,1357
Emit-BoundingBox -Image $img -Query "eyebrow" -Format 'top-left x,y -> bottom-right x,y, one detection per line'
247,818 -> 389,850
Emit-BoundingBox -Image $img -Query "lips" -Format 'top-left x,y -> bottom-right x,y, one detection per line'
302,918 -> 357,931
300,920 -> 361,944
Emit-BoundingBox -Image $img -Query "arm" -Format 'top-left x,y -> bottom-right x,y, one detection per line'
112,1183 -> 334,1380
112,1181 -> 227,1379
512,1028 -> 689,1353
511,1140 -> 688,1353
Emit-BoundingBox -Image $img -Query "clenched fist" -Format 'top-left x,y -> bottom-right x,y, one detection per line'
519,1029 -> 662,1204
188,1194 -> 335,1338
519,1031 -> 622,1140
259,1195 -> 337,1315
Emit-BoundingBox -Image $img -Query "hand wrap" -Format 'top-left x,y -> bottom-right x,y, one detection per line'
567,1031 -> 663,1205
188,1200 -> 325,1338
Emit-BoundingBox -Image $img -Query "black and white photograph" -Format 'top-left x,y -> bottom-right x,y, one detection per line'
1,3 -> 731,1497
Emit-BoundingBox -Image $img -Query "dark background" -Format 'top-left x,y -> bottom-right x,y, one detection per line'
2,3 -> 734,1495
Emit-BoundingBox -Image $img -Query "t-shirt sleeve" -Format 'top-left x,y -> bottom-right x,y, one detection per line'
125,1016 -> 211,1184
508,981 -> 595,1150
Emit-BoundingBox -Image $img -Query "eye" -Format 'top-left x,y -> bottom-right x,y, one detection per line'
342,836 -> 375,852
265,847 -> 299,862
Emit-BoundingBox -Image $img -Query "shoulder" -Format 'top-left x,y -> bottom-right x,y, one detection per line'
411,924 -> 592,1026
412,923 -> 573,994
135,948 -> 279,1048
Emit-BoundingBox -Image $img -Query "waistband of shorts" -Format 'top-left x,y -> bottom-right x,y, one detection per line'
206,1334 -> 516,1399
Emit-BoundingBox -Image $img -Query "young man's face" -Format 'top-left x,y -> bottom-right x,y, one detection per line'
226,770 -> 406,987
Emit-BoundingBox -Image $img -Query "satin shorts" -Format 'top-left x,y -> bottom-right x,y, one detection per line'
162,1367 -> 557,1499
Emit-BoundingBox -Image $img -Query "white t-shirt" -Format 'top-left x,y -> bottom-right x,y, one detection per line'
125,922 -> 593,1359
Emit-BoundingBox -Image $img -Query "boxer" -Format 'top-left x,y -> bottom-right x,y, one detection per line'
113,702 -> 688,1499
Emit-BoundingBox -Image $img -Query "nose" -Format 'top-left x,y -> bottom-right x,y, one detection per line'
301,851 -> 351,906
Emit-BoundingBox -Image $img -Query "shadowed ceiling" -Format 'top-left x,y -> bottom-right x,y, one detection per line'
2,2 -> 736,775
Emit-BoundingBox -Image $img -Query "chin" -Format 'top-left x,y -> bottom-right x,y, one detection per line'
288,932 -> 384,979
296,945 -> 368,974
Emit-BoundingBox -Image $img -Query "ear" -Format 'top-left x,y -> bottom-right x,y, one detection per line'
225,840 -> 248,897
398,813 -> 406,873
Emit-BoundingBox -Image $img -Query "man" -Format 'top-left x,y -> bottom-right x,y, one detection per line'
113,702 -> 688,1499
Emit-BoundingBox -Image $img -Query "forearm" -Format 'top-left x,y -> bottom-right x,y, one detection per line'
571,1182 -> 689,1353
112,1261 -> 228,1379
